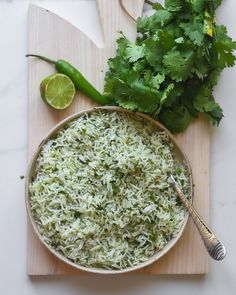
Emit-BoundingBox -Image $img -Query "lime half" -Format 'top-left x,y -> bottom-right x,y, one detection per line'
40,74 -> 75,110
40,74 -> 54,103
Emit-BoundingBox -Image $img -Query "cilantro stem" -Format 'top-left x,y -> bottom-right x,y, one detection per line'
145,0 -> 154,6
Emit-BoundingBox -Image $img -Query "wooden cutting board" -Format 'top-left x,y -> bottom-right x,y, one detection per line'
27,0 -> 210,275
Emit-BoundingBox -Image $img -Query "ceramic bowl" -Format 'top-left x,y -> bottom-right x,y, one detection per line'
25,106 -> 193,274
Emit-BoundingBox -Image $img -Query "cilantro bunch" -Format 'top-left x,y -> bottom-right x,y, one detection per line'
104,0 -> 236,133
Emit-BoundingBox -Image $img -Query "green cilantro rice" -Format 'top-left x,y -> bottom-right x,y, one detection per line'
29,110 -> 190,270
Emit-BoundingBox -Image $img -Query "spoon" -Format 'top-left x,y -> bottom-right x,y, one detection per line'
170,175 -> 226,261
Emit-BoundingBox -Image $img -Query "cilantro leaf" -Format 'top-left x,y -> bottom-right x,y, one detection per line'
150,73 -> 165,88
144,30 -> 175,70
126,43 -> 145,63
144,71 -> 165,89
188,0 -> 206,13
165,0 -> 184,12
180,18 -> 205,46
163,49 -> 194,81
159,106 -> 192,133
213,25 -> 236,68
137,9 -> 173,34
213,0 -> 222,9
105,71 -> 162,113
192,51 -> 210,79
153,3 -> 164,10
207,70 -> 221,88
155,83 -> 175,115
193,87 -> 223,124
193,87 -> 215,112
207,104 -> 224,125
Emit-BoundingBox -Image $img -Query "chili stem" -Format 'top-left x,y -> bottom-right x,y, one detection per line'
26,54 -> 57,65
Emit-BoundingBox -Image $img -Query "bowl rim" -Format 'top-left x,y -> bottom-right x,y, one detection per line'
25,106 -> 194,274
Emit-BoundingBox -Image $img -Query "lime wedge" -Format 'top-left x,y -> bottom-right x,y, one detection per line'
40,74 -> 75,110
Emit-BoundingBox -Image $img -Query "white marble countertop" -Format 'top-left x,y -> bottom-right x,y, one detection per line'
0,0 -> 236,294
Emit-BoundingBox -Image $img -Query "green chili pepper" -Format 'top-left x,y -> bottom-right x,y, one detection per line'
26,54 -> 109,105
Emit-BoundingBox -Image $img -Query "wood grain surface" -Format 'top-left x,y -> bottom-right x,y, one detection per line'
27,0 -> 210,275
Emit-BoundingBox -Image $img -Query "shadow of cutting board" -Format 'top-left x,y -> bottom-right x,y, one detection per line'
27,0 -> 210,275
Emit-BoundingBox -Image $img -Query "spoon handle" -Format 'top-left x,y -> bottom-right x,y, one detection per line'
170,175 -> 226,261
